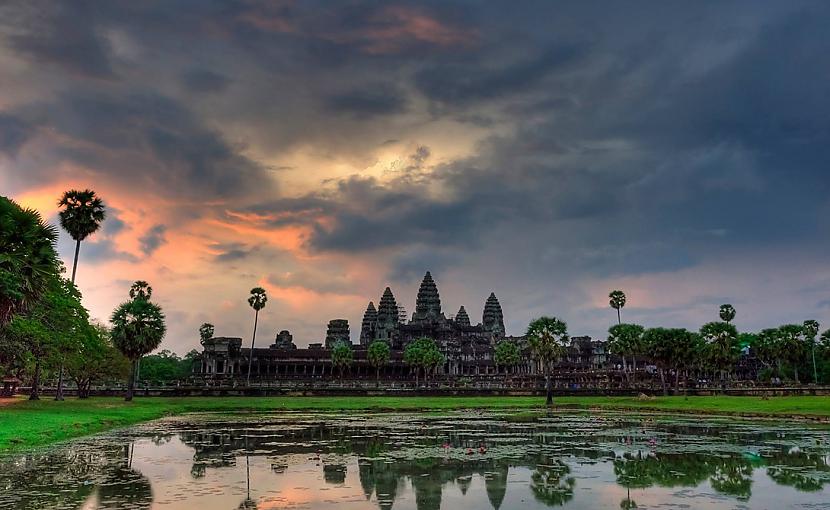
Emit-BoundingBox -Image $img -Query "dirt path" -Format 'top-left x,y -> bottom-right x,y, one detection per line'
0,397 -> 23,407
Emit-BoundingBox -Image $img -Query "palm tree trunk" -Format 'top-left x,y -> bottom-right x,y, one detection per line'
29,360 -> 41,400
812,344 -> 818,384
545,372 -> 553,406
617,308 -> 621,325
71,239 -> 81,284
126,359 -> 136,401
246,309 -> 259,386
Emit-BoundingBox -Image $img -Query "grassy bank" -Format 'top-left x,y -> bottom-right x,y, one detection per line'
2,395 -> 829,454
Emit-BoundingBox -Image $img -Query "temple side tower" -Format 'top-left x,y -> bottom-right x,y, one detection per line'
375,287 -> 399,343
455,306 -> 471,327
359,302 -> 377,346
482,293 -> 506,338
411,271 -> 442,322
325,319 -> 350,348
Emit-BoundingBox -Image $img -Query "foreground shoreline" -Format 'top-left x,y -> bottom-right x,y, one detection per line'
2,395 -> 830,454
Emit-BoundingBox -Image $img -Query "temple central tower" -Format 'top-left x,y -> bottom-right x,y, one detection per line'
411,271 -> 442,322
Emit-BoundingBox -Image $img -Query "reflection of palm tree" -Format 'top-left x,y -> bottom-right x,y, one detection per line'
531,459 -> 575,507
238,432 -> 258,509
98,444 -> 153,510
767,452 -> 830,492
710,459 -> 753,500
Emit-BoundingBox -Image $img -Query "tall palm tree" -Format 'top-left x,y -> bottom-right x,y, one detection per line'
56,189 -> 105,400
526,316 -> 569,406
609,290 -> 626,325
246,287 -> 267,385
803,320 -> 820,384
0,196 -> 59,326
111,283 -> 166,401
57,189 -> 106,284
719,304 -> 736,324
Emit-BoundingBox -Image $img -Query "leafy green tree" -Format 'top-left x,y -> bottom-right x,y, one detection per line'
331,341 -> 354,377
609,290 -> 626,324
111,283 -> 166,401
6,314 -> 51,400
644,328 -> 698,394
57,189 -> 106,284
0,196 -> 59,326
246,287 -> 267,385
404,337 -> 443,385
66,322 -> 129,398
199,323 -> 215,344
700,322 -> 740,388
526,317 -> 568,406
5,275 -> 88,399
719,304 -> 736,324
494,340 -> 521,375
367,340 -> 390,382
777,324 -> 806,383
137,350 -> 194,384
607,323 -> 644,381
803,320 -> 820,383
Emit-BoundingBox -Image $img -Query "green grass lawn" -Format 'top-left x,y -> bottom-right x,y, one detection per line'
1,395 -> 829,454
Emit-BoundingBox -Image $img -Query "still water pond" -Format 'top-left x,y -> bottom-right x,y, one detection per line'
2,411 -> 830,509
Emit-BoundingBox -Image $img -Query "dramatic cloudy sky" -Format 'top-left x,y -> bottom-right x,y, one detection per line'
2,1 -> 829,353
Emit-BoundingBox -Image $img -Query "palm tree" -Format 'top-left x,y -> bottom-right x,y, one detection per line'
778,324 -> 806,384
199,323 -> 215,344
55,190 -> 105,400
607,323 -> 644,384
246,287 -> 267,385
700,321 -> 740,390
111,283 -> 166,401
803,320 -> 820,384
719,304 -> 736,324
57,189 -> 106,284
609,290 -> 626,325
367,340 -> 390,383
0,196 -> 59,326
129,281 -> 153,301
526,316 -> 569,406
331,341 -> 354,378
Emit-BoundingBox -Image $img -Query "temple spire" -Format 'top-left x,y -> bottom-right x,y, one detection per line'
455,306 -> 471,327
375,287 -> 399,343
359,301 -> 377,346
412,271 -> 441,322
482,292 -> 505,337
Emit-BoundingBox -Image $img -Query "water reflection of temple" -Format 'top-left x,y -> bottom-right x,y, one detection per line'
3,415 -> 830,510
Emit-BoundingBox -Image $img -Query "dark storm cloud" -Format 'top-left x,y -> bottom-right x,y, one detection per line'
323,84 -> 408,117
0,113 -> 34,156
181,69 -> 231,94
414,43 -> 588,106
3,0 -> 115,78
21,90 -> 272,199
139,224 -> 167,256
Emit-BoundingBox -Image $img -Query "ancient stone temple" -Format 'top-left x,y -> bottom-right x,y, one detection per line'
193,270 -> 613,385
325,319 -> 350,348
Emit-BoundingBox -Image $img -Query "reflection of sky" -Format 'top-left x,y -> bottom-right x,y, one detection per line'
75,435 -> 830,510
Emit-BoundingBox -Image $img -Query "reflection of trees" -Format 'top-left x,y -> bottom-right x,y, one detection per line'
97,465 -> 153,509
766,451 -> 830,492
531,459 -> 575,507
614,451 -> 754,501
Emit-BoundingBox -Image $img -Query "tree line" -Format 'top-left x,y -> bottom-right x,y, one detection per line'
0,192 -> 168,401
